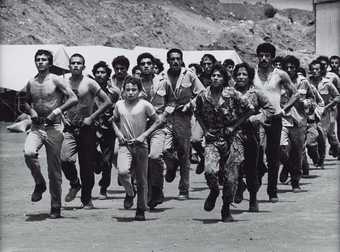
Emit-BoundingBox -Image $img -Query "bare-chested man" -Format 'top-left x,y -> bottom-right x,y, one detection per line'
61,53 -> 112,209
253,43 -> 298,202
22,49 -> 78,218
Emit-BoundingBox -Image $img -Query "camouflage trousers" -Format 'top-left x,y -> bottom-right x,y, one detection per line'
204,132 -> 245,204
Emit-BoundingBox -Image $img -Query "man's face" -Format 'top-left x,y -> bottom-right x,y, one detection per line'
235,67 -> 249,88
168,52 -> 182,72
286,62 -> 296,79
202,57 -> 214,74
330,58 -> 339,72
69,56 -> 85,75
210,70 -> 224,88
153,65 -> 160,74
225,64 -> 234,74
274,61 -> 283,70
113,64 -> 128,80
133,69 -> 142,79
310,63 -> 322,79
257,52 -> 273,68
124,83 -> 139,101
35,54 -> 50,72
94,67 -> 109,85
319,60 -> 328,71
139,58 -> 154,76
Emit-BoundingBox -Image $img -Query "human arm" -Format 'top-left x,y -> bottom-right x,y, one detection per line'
279,70 -> 299,113
83,81 -> 112,126
135,113 -> 162,144
46,77 -> 78,122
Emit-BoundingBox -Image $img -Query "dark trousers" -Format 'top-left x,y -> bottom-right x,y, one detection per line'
61,125 -> 97,205
242,131 -> 260,193
97,128 -> 116,189
264,116 -> 282,197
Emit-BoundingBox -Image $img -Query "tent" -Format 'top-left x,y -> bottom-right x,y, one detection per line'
0,44 -> 243,92
0,44 -> 69,91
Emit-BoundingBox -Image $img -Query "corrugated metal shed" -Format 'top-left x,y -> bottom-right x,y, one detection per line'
314,0 -> 340,56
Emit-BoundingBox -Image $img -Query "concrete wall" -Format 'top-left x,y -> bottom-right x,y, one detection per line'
315,1 -> 340,56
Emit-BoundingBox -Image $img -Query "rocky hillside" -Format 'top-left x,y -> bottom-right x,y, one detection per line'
0,0 -> 315,66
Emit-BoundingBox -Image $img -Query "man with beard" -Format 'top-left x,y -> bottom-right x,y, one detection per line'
309,59 -> 340,160
278,55 -> 316,191
253,43 -> 298,202
163,48 -> 205,200
92,61 -> 120,199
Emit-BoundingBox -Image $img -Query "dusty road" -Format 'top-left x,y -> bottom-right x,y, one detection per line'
0,123 -> 339,252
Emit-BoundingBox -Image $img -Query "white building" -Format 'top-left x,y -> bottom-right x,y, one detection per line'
314,0 -> 340,56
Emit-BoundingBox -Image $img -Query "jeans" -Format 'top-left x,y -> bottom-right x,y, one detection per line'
24,124 -> 64,209
117,144 -> 148,211
61,125 -> 97,205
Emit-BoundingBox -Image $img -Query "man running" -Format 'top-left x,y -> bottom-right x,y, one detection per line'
22,49 -> 78,218
61,53 -> 112,209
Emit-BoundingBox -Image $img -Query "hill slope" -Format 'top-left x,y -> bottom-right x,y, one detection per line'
0,0 -> 315,66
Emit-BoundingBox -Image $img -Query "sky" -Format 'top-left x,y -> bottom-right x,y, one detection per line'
219,0 -> 313,11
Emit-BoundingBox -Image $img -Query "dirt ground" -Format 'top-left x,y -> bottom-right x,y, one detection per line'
0,122 -> 339,252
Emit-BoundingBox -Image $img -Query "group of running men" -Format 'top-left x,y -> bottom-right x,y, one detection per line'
22,42 -> 340,222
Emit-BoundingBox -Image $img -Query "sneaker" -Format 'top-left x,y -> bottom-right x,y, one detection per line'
221,204 -> 234,222
147,187 -> 164,210
65,185 -> 81,202
204,189 -> 219,211
234,181 -> 246,204
49,207 -> 61,219
31,183 -> 47,202
292,185 -> 302,193
98,187 -> 107,200
177,192 -> 189,200
279,167 -> 289,184
82,201 -> 94,210
195,160 -> 205,175
123,193 -> 135,209
249,201 -> 259,212
135,208 -> 145,221
165,168 -> 177,183
190,153 -> 200,164
269,194 -> 279,203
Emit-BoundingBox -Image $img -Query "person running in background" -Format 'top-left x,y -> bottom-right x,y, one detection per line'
61,54 -> 112,209
199,54 -> 217,87
131,65 -> 142,79
278,55 -> 316,191
136,52 -> 177,210
111,55 -> 130,92
223,58 -> 236,87
92,61 -> 120,199
253,43 -> 298,203
163,48 -> 205,200
153,57 -> 165,76
22,49 -> 78,218
309,59 -> 340,159
111,76 -> 161,221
